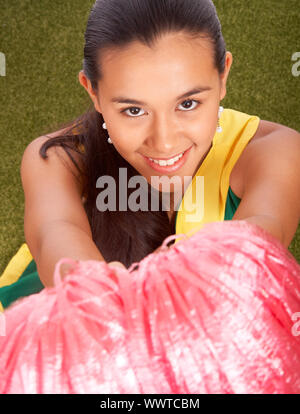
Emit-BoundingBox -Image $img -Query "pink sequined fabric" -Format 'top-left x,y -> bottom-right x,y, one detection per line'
0,220 -> 300,393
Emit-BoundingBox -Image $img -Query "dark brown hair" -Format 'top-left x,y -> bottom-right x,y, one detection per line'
39,0 -> 226,268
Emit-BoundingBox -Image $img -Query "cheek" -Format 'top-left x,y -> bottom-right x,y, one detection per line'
110,131 -> 141,155
108,120 -> 142,150
102,110 -> 143,151
192,120 -> 216,147
196,110 -> 219,144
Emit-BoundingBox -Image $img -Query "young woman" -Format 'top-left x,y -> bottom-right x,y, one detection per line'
0,0 -> 299,311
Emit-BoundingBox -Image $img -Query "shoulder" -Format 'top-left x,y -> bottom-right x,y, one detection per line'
234,119 -> 300,246
21,128 -> 85,196
236,119 -> 300,187
26,127 -> 84,172
251,119 -> 299,142
241,119 -> 300,171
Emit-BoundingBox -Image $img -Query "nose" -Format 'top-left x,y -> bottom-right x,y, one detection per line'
147,114 -> 181,156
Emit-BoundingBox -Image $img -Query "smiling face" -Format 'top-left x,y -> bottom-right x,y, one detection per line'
79,31 -> 232,197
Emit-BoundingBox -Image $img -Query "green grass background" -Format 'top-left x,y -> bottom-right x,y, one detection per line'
0,0 -> 299,272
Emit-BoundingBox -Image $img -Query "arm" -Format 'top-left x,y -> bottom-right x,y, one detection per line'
37,220 -> 125,286
21,136 -> 108,288
236,215 -> 284,243
232,126 -> 300,248
36,220 -> 105,288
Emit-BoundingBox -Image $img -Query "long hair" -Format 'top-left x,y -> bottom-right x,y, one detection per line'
39,0 -> 227,268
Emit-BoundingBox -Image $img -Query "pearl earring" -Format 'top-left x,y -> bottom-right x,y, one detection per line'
217,106 -> 224,133
102,122 -> 113,144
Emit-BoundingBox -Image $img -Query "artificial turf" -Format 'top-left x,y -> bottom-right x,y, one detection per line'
0,0 -> 299,271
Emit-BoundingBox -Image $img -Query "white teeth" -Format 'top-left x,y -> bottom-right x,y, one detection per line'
149,152 -> 184,166
166,157 -> 177,166
157,159 -> 167,166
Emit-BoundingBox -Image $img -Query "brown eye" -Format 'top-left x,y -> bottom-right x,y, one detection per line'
128,108 -> 141,115
121,107 -> 145,117
179,99 -> 200,111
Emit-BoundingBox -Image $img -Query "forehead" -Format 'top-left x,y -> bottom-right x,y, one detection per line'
98,32 -> 217,93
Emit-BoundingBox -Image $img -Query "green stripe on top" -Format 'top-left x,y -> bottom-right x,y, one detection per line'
224,186 -> 242,220
175,185 -> 242,229
0,258 -> 44,310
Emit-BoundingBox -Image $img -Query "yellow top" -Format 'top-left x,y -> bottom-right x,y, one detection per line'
174,108 -> 260,242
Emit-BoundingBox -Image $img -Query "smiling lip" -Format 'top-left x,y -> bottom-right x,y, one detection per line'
142,147 -> 192,161
143,148 -> 190,161
141,145 -> 193,173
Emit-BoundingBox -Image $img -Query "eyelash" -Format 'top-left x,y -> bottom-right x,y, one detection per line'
120,99 -> 201,118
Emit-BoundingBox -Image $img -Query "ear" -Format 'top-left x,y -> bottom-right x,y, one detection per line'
78,70 -> 102,113
219,52 -> 233,101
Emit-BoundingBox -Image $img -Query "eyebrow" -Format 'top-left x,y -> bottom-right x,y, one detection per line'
111,86 -> 212,105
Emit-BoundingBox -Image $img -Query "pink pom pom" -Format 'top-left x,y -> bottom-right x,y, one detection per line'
0,220 -> 299,394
